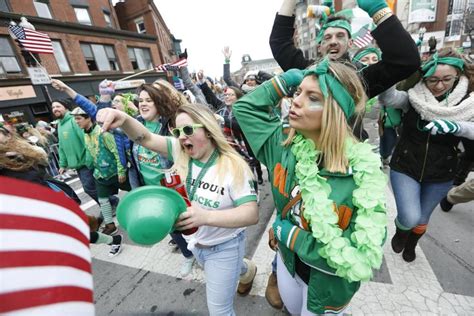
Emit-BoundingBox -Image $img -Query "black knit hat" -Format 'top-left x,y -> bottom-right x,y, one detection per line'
52,98 -> 73,111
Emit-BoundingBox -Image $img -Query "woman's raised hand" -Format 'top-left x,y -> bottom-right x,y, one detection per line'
96,108 -> 127,132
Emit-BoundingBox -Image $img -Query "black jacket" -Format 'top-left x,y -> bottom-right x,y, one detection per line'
269,14 -> 420,98
390,107 -> 460,182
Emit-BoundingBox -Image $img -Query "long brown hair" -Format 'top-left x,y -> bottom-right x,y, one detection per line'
137,80 -> 188,124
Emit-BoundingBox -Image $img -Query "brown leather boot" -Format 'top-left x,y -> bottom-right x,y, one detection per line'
265,272 -> 283,309
237,258 -> 257,296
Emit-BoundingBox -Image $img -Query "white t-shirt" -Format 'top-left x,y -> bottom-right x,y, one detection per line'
167,138 -> 257,248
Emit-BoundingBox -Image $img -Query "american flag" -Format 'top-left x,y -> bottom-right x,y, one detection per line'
0,176 -> 94,315
155,58 -> 188,72
8,25 -> 54,54
353,25 -> 374,49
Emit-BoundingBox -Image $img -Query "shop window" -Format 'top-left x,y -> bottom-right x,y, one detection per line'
128,47 -> 152,70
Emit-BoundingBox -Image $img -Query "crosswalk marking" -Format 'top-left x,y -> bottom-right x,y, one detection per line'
81,183 -> 474,313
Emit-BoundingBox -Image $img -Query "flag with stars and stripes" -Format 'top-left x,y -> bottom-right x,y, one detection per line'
352,25 -> 374,49
0,176 -> 94,315
155,58 -> 188,72
8,25 -> 54,54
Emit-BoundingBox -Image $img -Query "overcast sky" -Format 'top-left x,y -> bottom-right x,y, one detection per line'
153,0 -> 282,79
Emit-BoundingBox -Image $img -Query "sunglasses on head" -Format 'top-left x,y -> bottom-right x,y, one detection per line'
171,124 -> 203,138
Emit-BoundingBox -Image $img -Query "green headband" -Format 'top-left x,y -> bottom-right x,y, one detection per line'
304,58 -> 355,120
352,47 -> 381,64
421,52 -> 465,78
316,19 -> 352,44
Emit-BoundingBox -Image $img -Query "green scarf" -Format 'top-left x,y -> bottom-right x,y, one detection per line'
304,58 -> 355,120
421,52 -> 464,78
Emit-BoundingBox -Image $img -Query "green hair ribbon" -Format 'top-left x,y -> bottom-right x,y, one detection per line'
316,19 -> 352,44
352,47 -> 381,64
421,52 -> 464,78
304,58 -> 355,120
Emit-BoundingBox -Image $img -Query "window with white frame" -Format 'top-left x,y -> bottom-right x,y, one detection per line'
74,7 -> 92,25
135,17 -> 146,34
33,0 -> 52,19
81,43 -> 118,72
52,41 -> 71,73
103,11 -> 113,28
127,47 -> 152,70
0,37 -> 21,73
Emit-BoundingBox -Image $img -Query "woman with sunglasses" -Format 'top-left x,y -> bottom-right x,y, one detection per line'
378,48 -> 474,262
97,103 -> 258,315
233,60 -> 387,315
131,81 -> 198,277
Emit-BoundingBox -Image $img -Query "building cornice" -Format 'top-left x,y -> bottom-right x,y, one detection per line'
0,11 -> 157,42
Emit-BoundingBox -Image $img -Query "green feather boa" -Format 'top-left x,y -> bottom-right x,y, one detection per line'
291,134 -> 387,282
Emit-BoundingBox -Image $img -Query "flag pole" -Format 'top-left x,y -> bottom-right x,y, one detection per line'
116,68 -> 161,82
26,51 -> 54,120
27,51 -> 51,80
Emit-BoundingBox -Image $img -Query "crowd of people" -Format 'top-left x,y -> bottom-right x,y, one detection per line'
2,0 -> 474,315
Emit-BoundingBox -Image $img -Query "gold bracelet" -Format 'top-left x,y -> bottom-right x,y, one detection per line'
373,7 -> 392,25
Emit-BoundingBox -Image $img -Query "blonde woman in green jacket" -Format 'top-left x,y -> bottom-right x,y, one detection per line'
233,60 -> 387,315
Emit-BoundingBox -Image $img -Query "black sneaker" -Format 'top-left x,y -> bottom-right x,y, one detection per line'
109,235 -> 122,257
440,196 -> 453,212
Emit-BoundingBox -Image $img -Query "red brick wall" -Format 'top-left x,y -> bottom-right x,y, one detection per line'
0,28 -> 160,76
10,0 -> 116,28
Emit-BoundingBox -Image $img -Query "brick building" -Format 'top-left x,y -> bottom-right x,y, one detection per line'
115,0 -> 182,65
0,0 -> 176,125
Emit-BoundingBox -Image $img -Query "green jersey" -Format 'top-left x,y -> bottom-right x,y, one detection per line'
234,79 -> 365,314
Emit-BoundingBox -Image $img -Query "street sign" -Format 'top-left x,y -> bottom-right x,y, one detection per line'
27,67 -> 51,85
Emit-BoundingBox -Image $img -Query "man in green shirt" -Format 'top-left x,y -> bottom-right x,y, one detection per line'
71,107 -> 130,235
52,100 -> 97,202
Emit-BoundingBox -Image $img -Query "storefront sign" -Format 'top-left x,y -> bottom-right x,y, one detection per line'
0,85 -> 36,101
27,67 -> 51,85
409,0 -> 437,23
114,79 -> 146,90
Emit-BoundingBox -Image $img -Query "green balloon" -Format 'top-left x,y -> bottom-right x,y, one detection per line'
117,186 -> 187,245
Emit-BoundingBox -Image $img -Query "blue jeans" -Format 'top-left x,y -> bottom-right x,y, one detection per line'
128,166 -> 141,189
170,232 -> 193,258
380,127 -> 398,159
192,231 -> 245,316
390,170 -> 453,229
77,166 -> 98,203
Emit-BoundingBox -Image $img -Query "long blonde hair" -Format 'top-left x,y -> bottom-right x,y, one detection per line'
283,62 -> 367,173
173,104 -> 254,189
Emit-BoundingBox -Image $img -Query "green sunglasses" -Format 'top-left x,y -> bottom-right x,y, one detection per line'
171,124 -> 204,137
